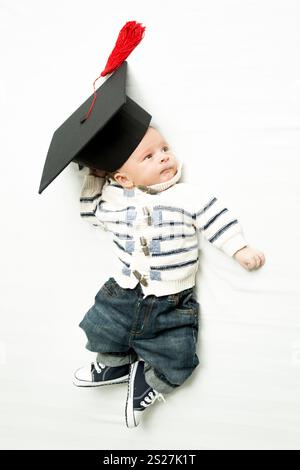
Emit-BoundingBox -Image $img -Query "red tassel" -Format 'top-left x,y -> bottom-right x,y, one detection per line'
101,21 -> 146,76
81,21 -> 146,123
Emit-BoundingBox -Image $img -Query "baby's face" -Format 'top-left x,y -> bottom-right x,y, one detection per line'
113,127 -> 178,188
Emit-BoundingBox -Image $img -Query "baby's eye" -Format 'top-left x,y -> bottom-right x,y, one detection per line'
143,154 -> 152,160
162,146 -> 169,152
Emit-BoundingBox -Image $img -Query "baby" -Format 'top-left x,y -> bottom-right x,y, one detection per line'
74,126 -> 265,428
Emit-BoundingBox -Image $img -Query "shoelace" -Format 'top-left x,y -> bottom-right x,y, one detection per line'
92,361 -> 106,374
140,390 -> 166,408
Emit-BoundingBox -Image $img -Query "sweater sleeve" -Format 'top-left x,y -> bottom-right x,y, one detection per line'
193,191 -> 248,257
79,175 -> 107,229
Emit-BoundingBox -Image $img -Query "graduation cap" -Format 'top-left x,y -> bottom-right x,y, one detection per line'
38,21 -> 151,194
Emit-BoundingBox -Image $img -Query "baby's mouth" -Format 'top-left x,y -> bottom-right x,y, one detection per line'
160,166 -> 173,174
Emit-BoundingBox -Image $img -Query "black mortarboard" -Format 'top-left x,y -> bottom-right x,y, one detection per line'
38,61 -> 152,194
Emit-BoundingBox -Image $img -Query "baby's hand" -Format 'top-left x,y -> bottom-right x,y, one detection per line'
233,246 -> 266,271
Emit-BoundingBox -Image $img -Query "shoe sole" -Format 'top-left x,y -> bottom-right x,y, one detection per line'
73,373 -> 129,387
125,361 -> 139,428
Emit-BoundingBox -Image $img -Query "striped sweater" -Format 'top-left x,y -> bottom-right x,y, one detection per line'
79,161 -> 248,298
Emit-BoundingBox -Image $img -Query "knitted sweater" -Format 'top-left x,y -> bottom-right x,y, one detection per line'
79,161 -> 248,298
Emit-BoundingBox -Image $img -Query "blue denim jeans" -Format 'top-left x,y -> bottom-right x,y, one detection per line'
78,277 -> 200,394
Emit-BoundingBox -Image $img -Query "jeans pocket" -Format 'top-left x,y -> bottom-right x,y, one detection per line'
175,290 -> 200,318
98,277 -> 118,298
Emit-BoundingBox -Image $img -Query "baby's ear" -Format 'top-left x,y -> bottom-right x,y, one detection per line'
112,172 -> 123,186
114,172 -> 134,189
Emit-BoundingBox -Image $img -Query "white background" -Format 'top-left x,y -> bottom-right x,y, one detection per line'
1,0 -> 300,450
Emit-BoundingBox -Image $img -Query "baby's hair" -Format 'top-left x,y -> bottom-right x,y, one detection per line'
106,170 -> 118,181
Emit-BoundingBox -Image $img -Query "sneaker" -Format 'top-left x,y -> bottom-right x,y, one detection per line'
125,360 -> 165,428
73,361 -> 130,387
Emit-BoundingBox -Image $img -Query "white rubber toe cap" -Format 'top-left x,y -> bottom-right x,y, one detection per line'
74,365 -> 92,382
